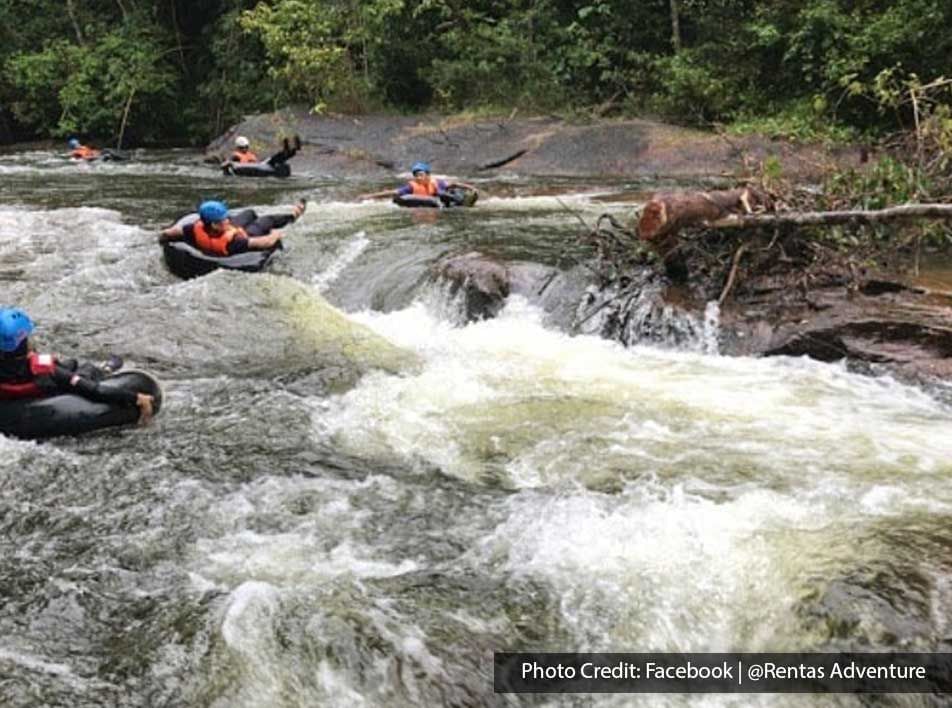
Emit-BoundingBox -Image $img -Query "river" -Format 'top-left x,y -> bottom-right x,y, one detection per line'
1,149 -> 952,707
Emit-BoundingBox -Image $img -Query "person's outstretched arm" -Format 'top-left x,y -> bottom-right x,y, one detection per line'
158,225 -> 185,243
358,189 -> 399,200
49,364 -> 154,423
446,180 -> 479,192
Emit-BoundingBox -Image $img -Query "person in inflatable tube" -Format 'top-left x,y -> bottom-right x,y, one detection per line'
158,199 -> 307,257
230,136 -> 259,164
0,308 -> 154,424
221,135 -> 302,172
67,137 -> 101,161
358,161 -> 480,204
66,137 -> 126,162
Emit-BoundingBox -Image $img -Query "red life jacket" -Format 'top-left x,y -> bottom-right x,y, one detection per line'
231,151 -> 259,164
192,220 -> 246,257
71,146 -> 100,160
0,352 -> 56,400
408,178 -> 439,197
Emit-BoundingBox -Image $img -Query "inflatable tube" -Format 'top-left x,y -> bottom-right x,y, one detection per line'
394,194 -> 442,209
393,188 -> 478,209
223,162 -> 291,178
0,370 -> 163,440
99,149 -> 129,162
163,240 -> 279,280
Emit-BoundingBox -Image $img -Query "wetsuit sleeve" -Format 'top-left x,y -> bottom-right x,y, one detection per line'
181,222 -> 197,246
395,184 -> 413,196
49,364 -> 137,406
226,237 -> 250,255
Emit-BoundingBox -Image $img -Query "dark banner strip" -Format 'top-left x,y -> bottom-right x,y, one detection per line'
494,653 -> 952,693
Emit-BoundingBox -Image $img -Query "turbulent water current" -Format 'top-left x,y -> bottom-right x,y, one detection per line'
2,148 -> 952,707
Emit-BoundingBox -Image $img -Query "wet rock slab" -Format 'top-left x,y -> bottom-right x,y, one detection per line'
719,277 -> 952,382
210,108 -> 863,180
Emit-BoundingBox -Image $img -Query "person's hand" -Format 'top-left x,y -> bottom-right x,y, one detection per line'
136,393 -> 154,425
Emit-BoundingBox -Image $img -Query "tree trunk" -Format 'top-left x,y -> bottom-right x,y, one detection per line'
670,0 -> 682,52
708,203 -> 952,230
66,0 -> 85,45
637,189 -> 952,259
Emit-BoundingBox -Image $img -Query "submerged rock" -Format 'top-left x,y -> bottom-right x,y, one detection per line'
433,251 -> 511,321
432,251 -> 559,322
110,273 -> 418,390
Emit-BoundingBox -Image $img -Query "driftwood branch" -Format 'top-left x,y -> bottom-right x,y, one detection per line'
638,189 -> 952,259
708,203 -> 952,230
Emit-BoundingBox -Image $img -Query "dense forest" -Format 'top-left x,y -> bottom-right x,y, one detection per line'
1,0 -> 951,146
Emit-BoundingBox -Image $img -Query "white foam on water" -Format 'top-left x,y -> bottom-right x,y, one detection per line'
312,231 -> 370,291
189,475 -> 417,589
318,296 -> 952,496
0,647 -> 74,676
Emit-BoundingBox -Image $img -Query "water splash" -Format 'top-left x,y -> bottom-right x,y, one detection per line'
574,271 -> 720,353
312,231 -> 370,292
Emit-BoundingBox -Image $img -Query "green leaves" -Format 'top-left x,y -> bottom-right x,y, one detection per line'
7,27 -> 175,141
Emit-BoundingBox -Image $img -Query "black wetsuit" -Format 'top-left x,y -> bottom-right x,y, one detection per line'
0,356 -> 136,406
266,138 -> 300,167
180,209 -> 297,255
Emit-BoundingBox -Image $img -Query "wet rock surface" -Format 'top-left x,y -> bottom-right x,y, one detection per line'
432,251 -> 559,322
210,108 -> 864,180
718,275 -> 952,383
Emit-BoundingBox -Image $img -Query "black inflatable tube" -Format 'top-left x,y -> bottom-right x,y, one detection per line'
162,240 -> 278,280
223,162 -> 291,178
394,195 -> 441,209
0,371 -> 163,440
393,188 -> 478,209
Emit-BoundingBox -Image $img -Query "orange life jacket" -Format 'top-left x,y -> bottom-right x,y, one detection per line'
408,178 -> 439,197
71,146 -> 100,160
192,220 -> 246,257
0,352 -> 56,400
231,151 -> 259,164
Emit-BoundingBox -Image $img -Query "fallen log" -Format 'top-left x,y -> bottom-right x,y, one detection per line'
637,187 -> 775,259
638,191 -> 952,248
706,203 -> 952,229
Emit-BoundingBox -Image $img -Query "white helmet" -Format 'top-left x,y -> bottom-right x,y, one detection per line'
235,136 -> 250,148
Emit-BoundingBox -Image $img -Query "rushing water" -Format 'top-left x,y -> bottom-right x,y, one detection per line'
2,149 -> 952,708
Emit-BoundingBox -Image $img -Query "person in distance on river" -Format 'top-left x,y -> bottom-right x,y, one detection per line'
221,135 -> 303,172
358,161 -> 479,204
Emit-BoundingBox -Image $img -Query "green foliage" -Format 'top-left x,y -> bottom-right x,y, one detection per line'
1,0 -> 951,143
7,23 -> 176,142
729,99 -> 858,143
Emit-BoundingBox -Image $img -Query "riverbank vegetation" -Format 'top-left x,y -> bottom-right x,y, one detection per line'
2,1 -> 950,149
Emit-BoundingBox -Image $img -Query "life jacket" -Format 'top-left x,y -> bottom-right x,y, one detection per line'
71,146 -> 100,160
408,178 -> 439,197
192,220 -> 246,257
231,150 -> 259,164
0,352 -> 56,400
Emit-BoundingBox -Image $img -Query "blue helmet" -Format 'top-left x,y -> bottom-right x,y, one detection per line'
0,308 -> 35,353
67,138 -> 80,149
198,200 -> 229,224
410,161 -> 431,174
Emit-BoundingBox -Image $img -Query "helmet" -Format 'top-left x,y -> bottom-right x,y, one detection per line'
235,136 -> 250,148
67,138 -> 80,149
0,308 -> 35,353
410,161 -> 431,174
198,200 -> 229,224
